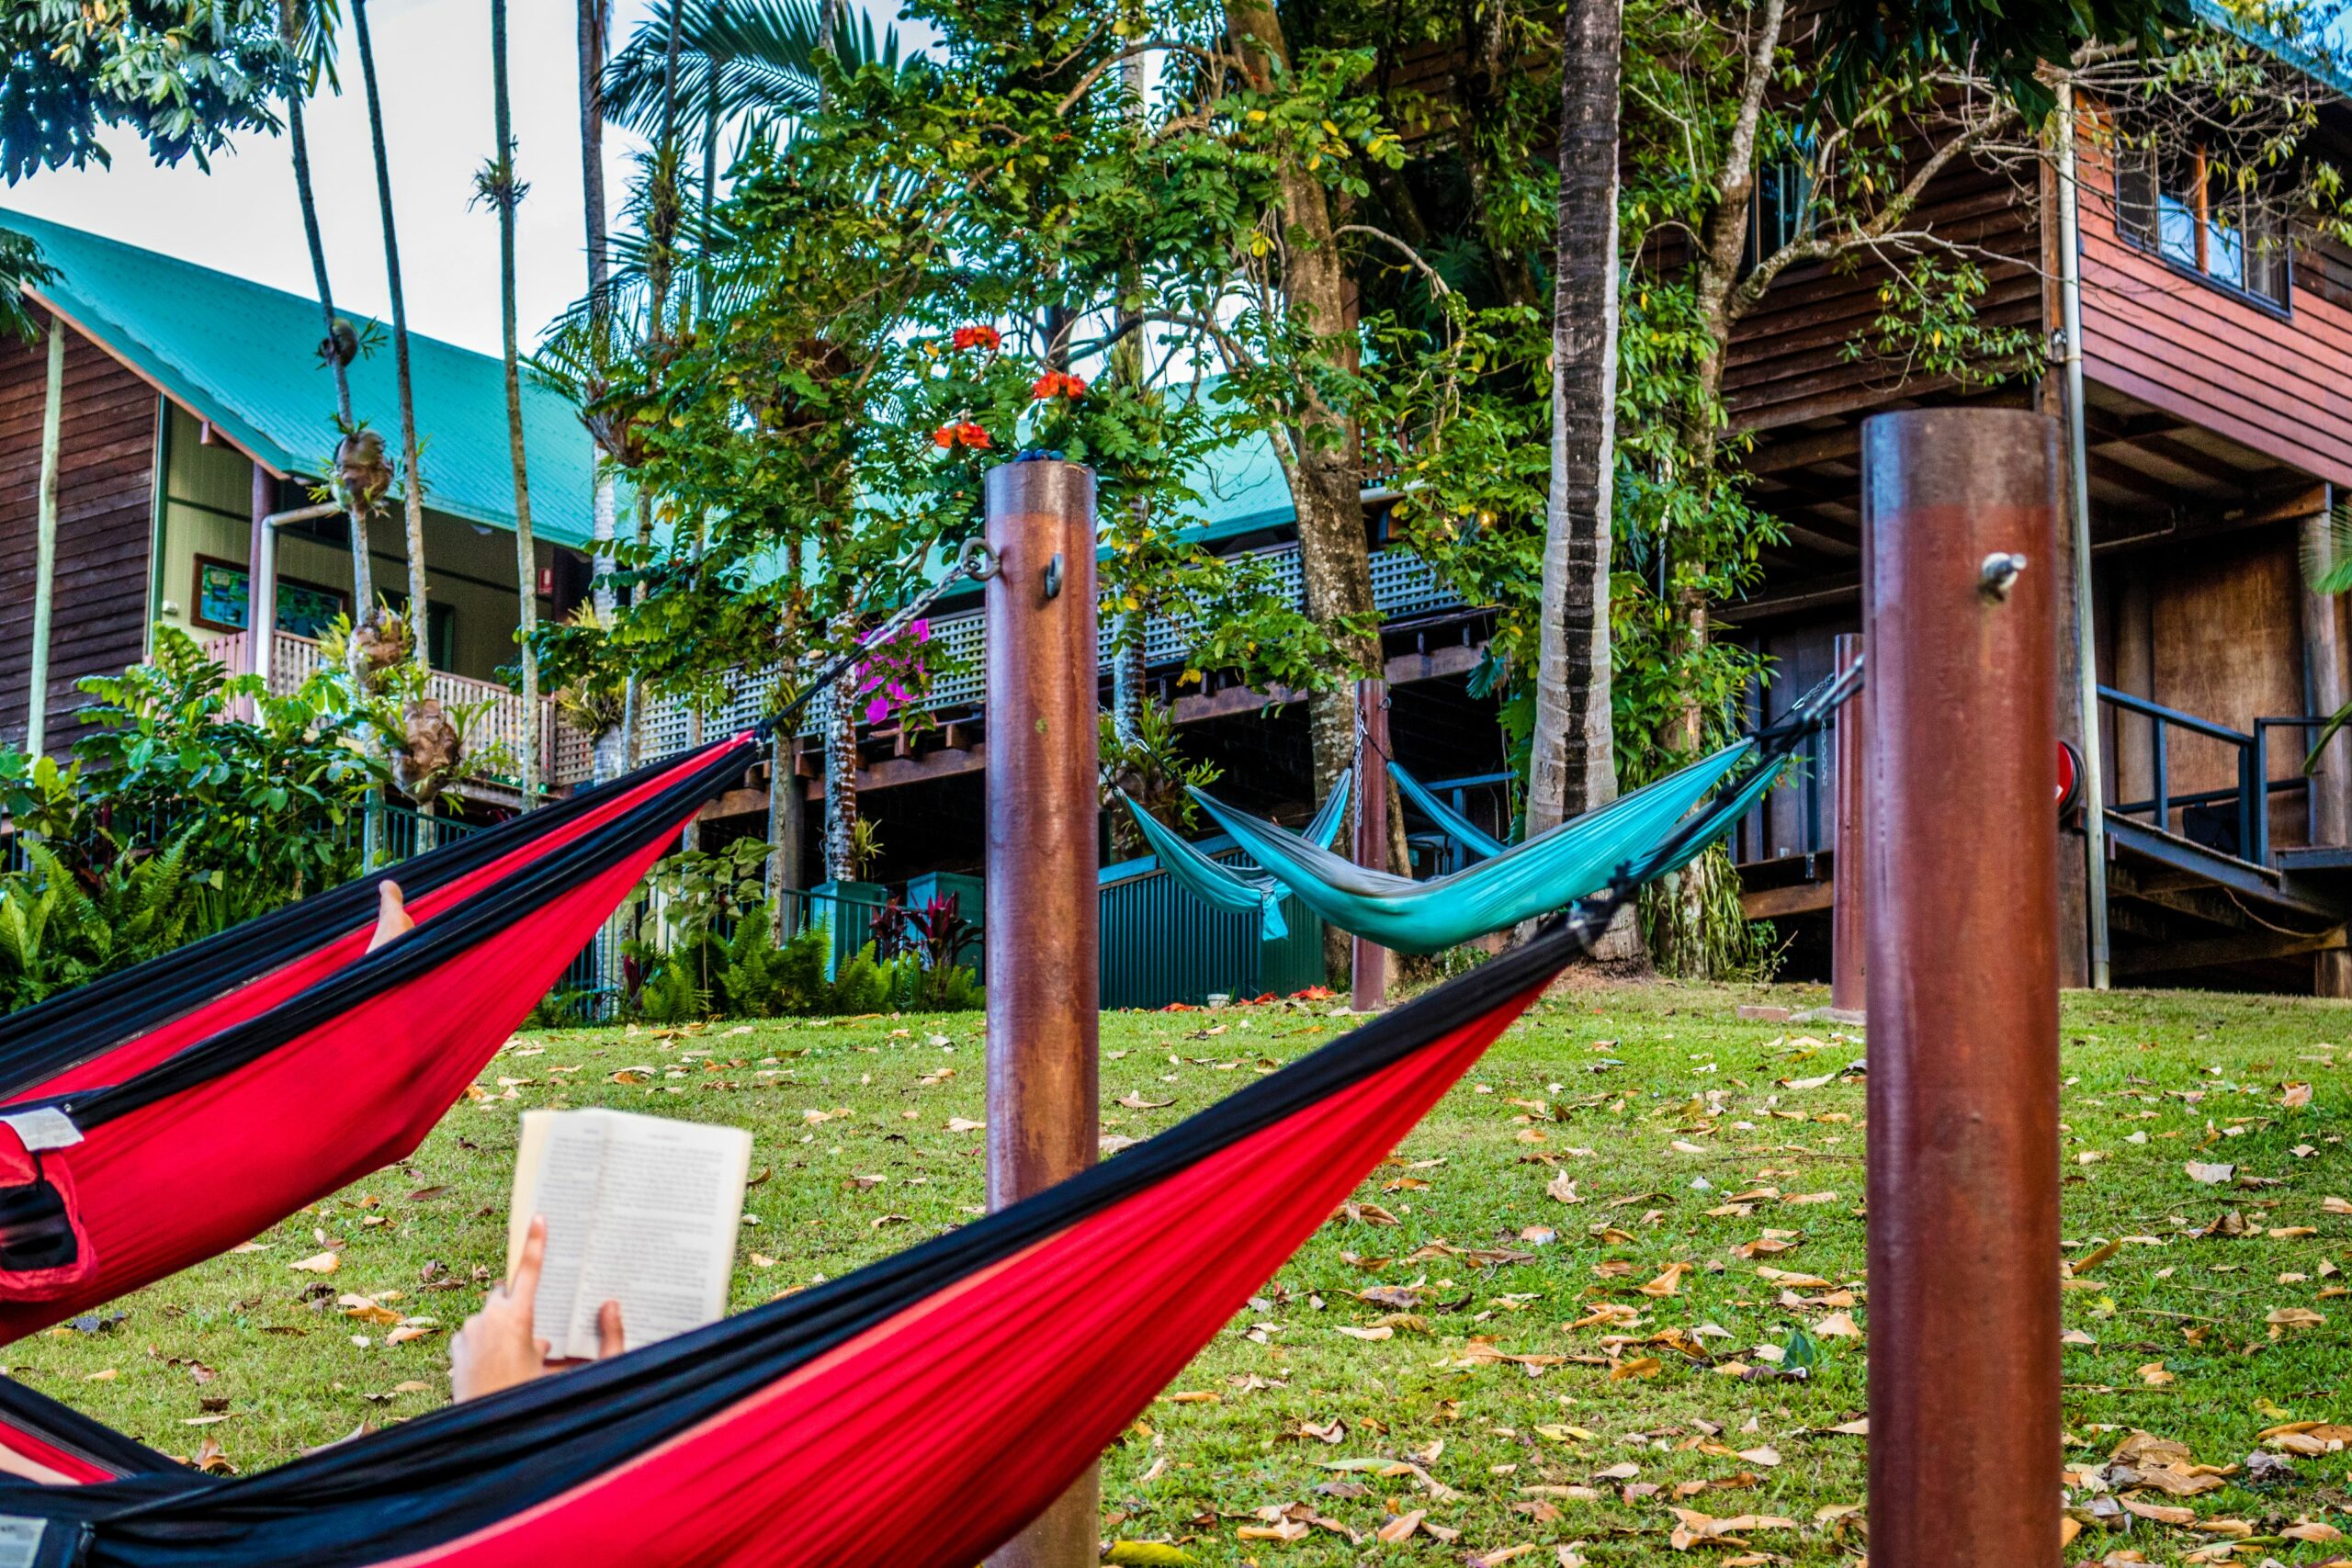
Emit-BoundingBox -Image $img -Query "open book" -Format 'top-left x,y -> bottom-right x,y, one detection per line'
504,1109 -> 754,1359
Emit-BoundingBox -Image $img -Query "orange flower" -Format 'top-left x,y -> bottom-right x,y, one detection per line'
1031,370 -> 1088,400
932,422 -> 992,450
952,325 -> 1001,352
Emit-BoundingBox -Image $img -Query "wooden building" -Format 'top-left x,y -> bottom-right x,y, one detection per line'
1724,13 -> 2352,992
0,212 -> 602,780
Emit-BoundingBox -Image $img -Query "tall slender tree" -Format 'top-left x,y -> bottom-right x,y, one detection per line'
351,0 -> 431,671
581,0 -> 628,783
483,0 -> 542,807
1527,0 -> 1637,959
278,0 -> 378,628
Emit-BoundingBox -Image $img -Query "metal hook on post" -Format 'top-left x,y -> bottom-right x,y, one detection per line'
956,535 -> 1001,583
1043,552 -> 1064,601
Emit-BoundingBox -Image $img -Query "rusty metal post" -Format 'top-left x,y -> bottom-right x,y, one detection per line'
1829,632 -> 1866,1014
1862,409 -> 2062,1568
1351,676 -> 1392,1011
983,458 -> 1101,1568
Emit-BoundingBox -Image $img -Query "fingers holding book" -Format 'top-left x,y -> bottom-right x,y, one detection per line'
451,1214 -> 626,1401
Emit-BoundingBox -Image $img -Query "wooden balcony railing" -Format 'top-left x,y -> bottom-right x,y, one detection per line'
203,629 -> 595,791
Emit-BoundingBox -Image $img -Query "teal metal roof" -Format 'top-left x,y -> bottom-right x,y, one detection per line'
0,211 -> 599,547
2189,0 -> 2352,104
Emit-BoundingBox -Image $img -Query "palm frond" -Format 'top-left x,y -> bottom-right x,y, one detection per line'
602,0 -> 910,140
2301,501 -> 2352,598
0,228 -> 56,344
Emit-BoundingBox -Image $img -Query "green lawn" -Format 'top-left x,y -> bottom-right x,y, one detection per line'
12,980 -> 2352,1565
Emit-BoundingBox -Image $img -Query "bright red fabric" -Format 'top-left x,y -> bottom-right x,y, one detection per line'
11,746 -> 737,1106
372,974 -> 1552,1568
0,1414 -> 119,1485
0,739 -> 750,1343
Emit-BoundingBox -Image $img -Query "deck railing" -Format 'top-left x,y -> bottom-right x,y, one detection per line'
2098,686 -> 2322,868
202,629 -> 595,791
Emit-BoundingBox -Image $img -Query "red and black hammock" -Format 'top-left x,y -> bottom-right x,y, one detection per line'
0,734 -> 762,1343
0,916 -> 1582,1568
0,690 -> 1845,1567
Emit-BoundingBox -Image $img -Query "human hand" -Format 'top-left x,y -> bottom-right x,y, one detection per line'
449,1217 -> 625,1402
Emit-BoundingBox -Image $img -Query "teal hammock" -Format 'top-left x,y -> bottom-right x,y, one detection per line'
1116,771 -> 1352,942
1184,740 -> 1788,954
1389,763 -> 1508,863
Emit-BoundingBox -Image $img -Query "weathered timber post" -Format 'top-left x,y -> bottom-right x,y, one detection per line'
2299,498 -> 2352,998
984,457 -> 1101,1568
1862,409 -> 2062,1568
1351,676 -> 1392,1011
25,318 -> 62,757
1829,631 -> 1865,1015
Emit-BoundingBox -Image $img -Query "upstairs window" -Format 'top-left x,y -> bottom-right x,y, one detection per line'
2115,141 -> 2290,308
1742,152 -> 1815,276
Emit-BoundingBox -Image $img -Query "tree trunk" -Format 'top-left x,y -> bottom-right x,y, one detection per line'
281,0 -> 375,626
490,0 -> 540,808
1529,0 -> 1639,963
580,0 -> 624,784
824,674 -> 859,882
354,0 -> 431,671
1226,0 -> 1387,976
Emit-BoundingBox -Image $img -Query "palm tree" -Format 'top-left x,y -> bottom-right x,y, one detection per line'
579,0 -> 628,784
277,0 -> 378,629
351,0 -> 430,671
1526,0 -> 1638,960
601,0 -> 903,145
483,0 -> 541,807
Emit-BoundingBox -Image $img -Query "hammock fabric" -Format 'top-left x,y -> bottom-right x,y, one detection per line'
0,915 -> 1587,1568
1187,741 -> 1788,954
0,736 -> 759,1343
1388,762 -> 1507,862
1114,771 -> 1351,941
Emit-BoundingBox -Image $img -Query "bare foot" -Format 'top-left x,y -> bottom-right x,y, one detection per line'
368,880 -> 415,953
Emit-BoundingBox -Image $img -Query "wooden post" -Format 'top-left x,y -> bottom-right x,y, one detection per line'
1862,409 -> 2062,1568
2300,497 -> 2352,998
24,318 -> 62,757
983,458 -> 1100,1568
1351,677 -> 1391,1011
1829,632 -> 1865,1014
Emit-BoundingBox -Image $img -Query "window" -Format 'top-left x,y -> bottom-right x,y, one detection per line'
2114,141 -> 2290,307
1742,154 -> 1815,276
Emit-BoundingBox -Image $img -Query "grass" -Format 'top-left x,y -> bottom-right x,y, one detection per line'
12,978 -> 2352,1566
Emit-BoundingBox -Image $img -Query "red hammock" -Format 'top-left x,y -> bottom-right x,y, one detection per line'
0,736 -> 755,1343
0,924 -> 1573,1568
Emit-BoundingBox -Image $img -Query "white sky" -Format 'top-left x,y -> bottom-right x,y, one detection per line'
4,0 -> 670,357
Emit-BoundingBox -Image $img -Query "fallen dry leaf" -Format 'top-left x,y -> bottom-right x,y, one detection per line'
289,1252 -> 339,1275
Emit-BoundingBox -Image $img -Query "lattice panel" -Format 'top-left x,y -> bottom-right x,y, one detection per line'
641,543 -> 1465,746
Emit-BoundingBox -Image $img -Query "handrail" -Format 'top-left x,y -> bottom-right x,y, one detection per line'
2097,684 -> 2252,746
2093,689 -> 2337,869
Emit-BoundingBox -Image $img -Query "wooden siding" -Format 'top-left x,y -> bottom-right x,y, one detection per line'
0,325 -> 157,752
2076,130 -> 2352,489
2098,527 -> 2312,847
1723,149 -> 2043,432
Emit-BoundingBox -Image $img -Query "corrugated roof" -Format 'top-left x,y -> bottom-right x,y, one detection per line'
0,210 -> 600,547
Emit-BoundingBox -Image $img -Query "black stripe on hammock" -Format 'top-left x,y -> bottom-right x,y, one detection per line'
40,738 -> 762,1132
0,739 -> 734,1100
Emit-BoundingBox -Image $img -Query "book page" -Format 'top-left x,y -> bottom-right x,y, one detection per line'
506,1109 -> 613,1354
563,1111 -> 753,1356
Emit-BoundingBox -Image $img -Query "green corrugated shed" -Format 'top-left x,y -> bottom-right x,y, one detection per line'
1,210 -> 600,547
